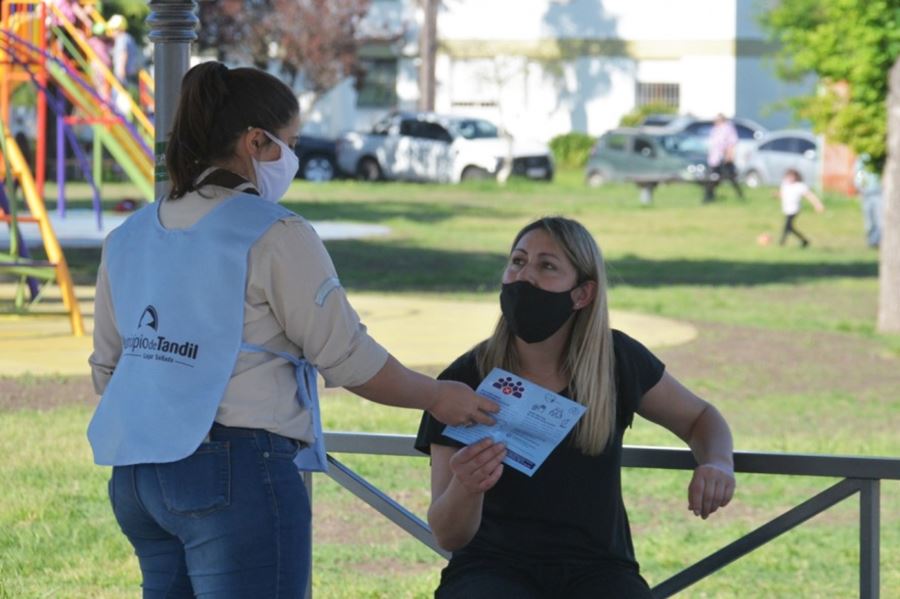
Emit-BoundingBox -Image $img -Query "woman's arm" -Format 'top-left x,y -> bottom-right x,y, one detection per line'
637,371 -> 735,519
427,439 -> 506,551
261,221 -> 498,426
348,356 -> 498,427
88,252 -> 121,395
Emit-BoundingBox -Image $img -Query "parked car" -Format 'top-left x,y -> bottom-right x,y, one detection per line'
335,111 -> 554,183
293,135 -> 339,182
659,115 -> 767,158
639,113 -> 678,127
585,127 -> 706,187
736,130 -> 820,188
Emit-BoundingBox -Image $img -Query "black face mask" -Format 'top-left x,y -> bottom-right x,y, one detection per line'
500,281 -> 576,344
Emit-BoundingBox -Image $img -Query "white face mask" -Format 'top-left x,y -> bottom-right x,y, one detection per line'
251,130 -> 299,203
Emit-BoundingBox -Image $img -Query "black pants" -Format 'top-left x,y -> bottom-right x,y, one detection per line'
703,161 -> 744,201
780,213 -> 809,246
435,558 -> 653,599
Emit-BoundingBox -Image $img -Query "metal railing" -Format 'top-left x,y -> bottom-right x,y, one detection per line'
304,432 -> 900,598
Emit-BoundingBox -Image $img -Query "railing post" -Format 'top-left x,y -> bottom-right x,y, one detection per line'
303,471 -> 314,599
860,479 -> 880,599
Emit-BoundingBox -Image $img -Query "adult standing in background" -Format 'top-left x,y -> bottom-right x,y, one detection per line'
106,14 -> 143,116
854,155 -> 883,248
703,114 -> 744,203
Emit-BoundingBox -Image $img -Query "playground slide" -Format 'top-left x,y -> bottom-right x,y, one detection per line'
46,2 -> 153,138
45,60 -> 154,201
1,130 -> 84,335
0,21 -> 154,202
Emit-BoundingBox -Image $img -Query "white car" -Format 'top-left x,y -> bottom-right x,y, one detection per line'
336,112 -> 554,183
735,130 -> 820,188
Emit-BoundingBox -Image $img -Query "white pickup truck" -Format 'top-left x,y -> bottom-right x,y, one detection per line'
335,111 -> 554,183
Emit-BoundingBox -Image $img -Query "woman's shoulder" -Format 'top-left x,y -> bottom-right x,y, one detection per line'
611,328 -> 649,356
253,213 -> 325,258
611,328 -> 665,396
437,345 -> 484,390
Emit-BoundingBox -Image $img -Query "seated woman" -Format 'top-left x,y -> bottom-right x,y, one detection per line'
415,216 -> 736,598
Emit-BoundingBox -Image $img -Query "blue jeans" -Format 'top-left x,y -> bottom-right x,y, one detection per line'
861,190 -> 882,247
108,424 -> 311,598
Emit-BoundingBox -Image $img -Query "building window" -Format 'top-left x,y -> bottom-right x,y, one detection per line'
357,58 -> 398,108
450,100 -> 499,109
635,82 -> 680,109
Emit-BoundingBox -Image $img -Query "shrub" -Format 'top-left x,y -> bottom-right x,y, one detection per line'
549,132 -> 596,169
618,102 -> 677,128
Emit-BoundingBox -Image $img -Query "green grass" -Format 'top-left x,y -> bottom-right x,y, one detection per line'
3,170 -> 898,597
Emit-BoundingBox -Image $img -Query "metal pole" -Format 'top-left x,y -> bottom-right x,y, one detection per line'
146,1 -> 198,201
302,471 -> 314,599
860,479 -> 880,599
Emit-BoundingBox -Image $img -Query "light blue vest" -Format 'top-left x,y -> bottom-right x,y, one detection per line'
87,193 -> 327,471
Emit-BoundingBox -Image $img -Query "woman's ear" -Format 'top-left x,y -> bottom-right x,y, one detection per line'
243,128 -> 268,160
572,280 -> 597,310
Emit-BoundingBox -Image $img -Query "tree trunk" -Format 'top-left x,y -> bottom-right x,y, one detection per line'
418,0 -> 438,111
878,56 -> 900,332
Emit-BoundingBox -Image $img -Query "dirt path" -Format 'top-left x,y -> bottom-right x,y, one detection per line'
655,321 -> 900,402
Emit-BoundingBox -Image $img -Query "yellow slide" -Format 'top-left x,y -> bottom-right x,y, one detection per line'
45,60 -> 154,200
1,130 -> 84,336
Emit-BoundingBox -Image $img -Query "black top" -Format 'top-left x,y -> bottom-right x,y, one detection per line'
415,330 -> 665,571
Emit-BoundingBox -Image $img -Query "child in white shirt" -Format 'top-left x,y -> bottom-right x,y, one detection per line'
778,169 -> 825,247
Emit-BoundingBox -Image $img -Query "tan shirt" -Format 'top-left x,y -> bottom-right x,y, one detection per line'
89,185 -> 389,442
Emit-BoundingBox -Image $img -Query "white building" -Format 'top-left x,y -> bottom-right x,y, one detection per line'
303,0 -> 812,142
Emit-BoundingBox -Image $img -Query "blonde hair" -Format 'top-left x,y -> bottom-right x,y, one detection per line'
476,217 -> 617,455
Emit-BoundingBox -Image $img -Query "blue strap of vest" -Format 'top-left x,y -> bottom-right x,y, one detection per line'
240,342 -> 328,472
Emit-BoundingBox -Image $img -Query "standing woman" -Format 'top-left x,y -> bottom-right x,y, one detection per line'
416,217 -> 735,598
88,62 -> 496,598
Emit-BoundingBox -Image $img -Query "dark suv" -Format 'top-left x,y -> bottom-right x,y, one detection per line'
293,135 -> 339,182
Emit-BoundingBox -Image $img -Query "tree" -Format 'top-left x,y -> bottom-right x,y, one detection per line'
196,1 -> 288,68
276,0 -> 371,100
881,57 -> 900,332
760,1 -> 900,170
196,0 -> 372,102
761,1 -> 900,332
418,0 -> 438,111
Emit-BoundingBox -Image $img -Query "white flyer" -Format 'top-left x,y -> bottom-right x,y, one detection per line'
443,367 -> 586,477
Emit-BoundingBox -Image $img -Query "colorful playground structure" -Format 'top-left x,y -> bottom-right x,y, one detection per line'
0,0 -> 155,335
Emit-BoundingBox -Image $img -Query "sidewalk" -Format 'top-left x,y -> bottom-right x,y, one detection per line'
0,210 -> 391,249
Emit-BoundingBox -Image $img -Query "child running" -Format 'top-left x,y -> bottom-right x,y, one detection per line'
778,168 -> 824,247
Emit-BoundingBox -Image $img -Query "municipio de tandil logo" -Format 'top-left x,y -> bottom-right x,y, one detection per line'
123,305 -> 200,365
138,305 -> 159,331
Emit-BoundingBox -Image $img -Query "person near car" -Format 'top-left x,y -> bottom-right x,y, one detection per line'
703,114 -> 744,202
777,168 -> 825,247
854,156 -> 883,249
416,216 -> 735,598
87,61 -> 498,598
